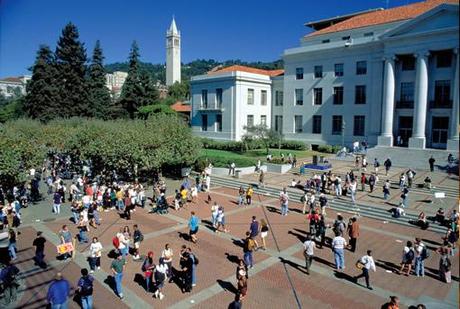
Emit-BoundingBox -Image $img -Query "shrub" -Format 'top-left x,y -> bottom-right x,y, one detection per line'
269,140 -> 306,150
317,145 -> 342,153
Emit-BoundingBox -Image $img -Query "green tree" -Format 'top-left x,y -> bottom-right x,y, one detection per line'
88,40 -> 111,118
138,71 -> 159,107
55,22 -> 89,117
120,41 -> 141,118
243,124 -> 283,154
24,45 -> 61,121
168,80 -> 190,100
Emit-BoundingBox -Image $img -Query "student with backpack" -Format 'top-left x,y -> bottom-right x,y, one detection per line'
333,215 -> 346,237
141,251 -> 155,292
414,238 -> 428,277
438,246 -> 452,283
399,241 -> 415,276
77,268 -> 94,309
243,231 -> 256,268
133,224 -> 144,260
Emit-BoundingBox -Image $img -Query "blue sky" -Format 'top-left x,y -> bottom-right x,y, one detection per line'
0,0 -> 418,76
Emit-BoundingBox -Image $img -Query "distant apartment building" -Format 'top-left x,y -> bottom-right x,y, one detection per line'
191,0 -> 459,151
0,76 -> 31,98
105,71 -> 128,98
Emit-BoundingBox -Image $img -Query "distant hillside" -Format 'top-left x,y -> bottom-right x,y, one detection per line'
105,59 -> 283,84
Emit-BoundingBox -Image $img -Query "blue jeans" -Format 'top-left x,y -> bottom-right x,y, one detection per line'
281,203 -> 288,215
8,242 -> 17,260
53,203 -> 61,214
120,246 -> 128,257
51,300 -> 68,309
72,211 -> 79,224
384,192 -> 389,200
81,295 -> 93,309
351,190 -> 356,203
145,276 -> 151,291
79,229 -> 88,243
238,196 -> 243,206
192,265 -> 196,285
334,248 -> 345,270
116,200 -> 124,211
114,272 -> 123,296
415,257 -> 425,276
243,251 -> 253,267
93,211 -> 100,225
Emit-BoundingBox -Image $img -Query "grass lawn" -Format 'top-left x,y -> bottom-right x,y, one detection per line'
198,148 -> 321,167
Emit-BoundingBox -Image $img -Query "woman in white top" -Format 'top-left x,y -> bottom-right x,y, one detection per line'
190,186 -> 198,203
89,236 -> 103,273
154,260 -> 168,299
161,243 -> 174,280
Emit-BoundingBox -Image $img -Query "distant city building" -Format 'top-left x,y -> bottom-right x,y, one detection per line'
0,76 -> 31,98
191,0 -> 459,151
105,71 -> 128,98
166,17 -> 181,86
155,81 -> 169,99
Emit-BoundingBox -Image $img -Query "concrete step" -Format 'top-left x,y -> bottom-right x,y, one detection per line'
211,175 -> 447,234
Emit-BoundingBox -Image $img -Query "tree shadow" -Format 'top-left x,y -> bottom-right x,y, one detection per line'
279,257 -> 308,275
216,279 -> 238,294
225,253 -> 241,264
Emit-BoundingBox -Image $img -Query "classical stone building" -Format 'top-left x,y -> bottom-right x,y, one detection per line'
190,0 -> 459,151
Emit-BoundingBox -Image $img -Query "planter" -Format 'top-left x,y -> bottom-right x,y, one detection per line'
211,165 -> 267,176
265,163 -> 292,174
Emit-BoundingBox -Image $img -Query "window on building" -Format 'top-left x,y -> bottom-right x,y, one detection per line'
275,91 -> 283,106
434,80 -> 451,104
313,88 -> 323,105
436,50 -> 452,68
356,61 -> 367,75
342,36 -> 351,41
401,56 -> 415,71
296,68 -> 304,80
260,115 -> 267,126
333,87 -> 344,105
363,32 -> 374,37
353,115 -> 365,136
247,89 -> 254,105
294,115 -> 303,133
312,115 -> 322,134
400,82 -> 414,103
261,90 -> 267,106
295,89 -> 303,105
314,65 -> 323,78
201,90 -> 208,108
247,115 -> 254,127
334,63 -> 344,77
216,88 -> 223,108
355,85 -> 366,104
332,115 -> 343,135
275,115 -> 283,133
215,114 -> 222,132
201,114 -> 208,131
322,39 -> 330,44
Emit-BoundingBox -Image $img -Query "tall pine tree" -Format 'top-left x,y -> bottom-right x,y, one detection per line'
55,22 -> 89,117
139,71 -> 160,106
88,40 -> 111,118
24,45 -> 61,121
120,41 -> 141,119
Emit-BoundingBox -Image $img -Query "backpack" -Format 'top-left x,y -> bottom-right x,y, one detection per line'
80,277 -> 93,296
112,236 -> 120,249
405,249 -> 415,261
247,238 -> 256,251
154,269 -> 166,283
420,247 -> 430,260
442,257 -> 452,270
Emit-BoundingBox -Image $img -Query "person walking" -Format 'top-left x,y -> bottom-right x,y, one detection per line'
237,272 -> 248,301
47,272 -> 70,309
303,235 -> 315,275
384,158 -> 392,176
259,219 -> 269,250
437,246 -> 452,283
77,215 -> 89,244
246,186 -> 253,205
8,228 -> 17,261
429,156 -> 435,172
181,251 -> 194,293
332,231 -> 347,271
111,253 -> 126,299
132,224 -> 143,260
301,191 -> 309,215
360,173 -> 367,191
77,268 -> 94,309
383,180 -> 391,200
350,179 -> 357,204
33,231 -> 46,267
187,247 -> 198,287
52,191 -> 62,215
414,238 -> 427,277
368,174 -> 376,193
161,244 -> 174,281
238,187 -> 245,206
141,251 -> 155,292
399,241 -> 415,276
58,225 -> 73,260
279,187 -> 289,216
249,216 -> 260,249
347,217 -> 360,253
188,211 -> 200,243
354,250 -> 376,290
154,258 -> 168,299
89,237 -> 102,273
243,231 -> 256,268
258,170 -> 265,188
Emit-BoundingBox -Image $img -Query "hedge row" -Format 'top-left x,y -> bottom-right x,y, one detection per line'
200,138 -> 306,152
317,145 -> 342,154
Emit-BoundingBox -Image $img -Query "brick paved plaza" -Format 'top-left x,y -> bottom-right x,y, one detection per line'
6,158 -> 459,309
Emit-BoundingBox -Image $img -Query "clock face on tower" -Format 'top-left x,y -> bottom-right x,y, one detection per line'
168,38 -> 173,48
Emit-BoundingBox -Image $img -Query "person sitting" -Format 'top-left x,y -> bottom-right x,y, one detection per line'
435,208 -> 445,225
290,179 -> 297,188
392,205 -> 406,218
424,176 -> 432,189
416,212 -> 429,230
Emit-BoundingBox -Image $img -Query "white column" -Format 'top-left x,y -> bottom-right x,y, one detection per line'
377,56 -> 396,147
447,49 -> 459,151
409,52 -> 429,149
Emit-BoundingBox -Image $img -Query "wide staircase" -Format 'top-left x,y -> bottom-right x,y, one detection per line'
211,175 -> 449,234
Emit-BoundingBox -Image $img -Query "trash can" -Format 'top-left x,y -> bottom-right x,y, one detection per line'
312,155 -> 318,165
235,170 -> 242,179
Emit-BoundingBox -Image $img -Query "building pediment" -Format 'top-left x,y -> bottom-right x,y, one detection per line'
381,4 -> 459,39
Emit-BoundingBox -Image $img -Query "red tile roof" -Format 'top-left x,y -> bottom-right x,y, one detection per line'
208,65 -> 284,77
307,0 -> 459,37
171,101 -> 191,113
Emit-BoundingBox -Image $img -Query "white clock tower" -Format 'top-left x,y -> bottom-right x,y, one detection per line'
166,17 -> 181,86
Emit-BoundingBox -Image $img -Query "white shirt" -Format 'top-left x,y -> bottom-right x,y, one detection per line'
303,240 -> 315,256
332,236 -> 347,250
117,233 -> 127,249
155,263 -> 168,274
360,255 -> 376,271
162,248 -> 173,262
350,181 -> 357,191
90,242 -> 103,258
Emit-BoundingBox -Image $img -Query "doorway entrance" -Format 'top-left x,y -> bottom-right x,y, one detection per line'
431,116 -> 448,149
397,116 -> 413,147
